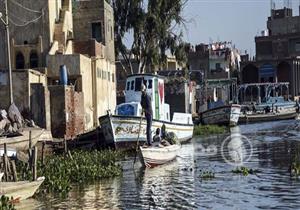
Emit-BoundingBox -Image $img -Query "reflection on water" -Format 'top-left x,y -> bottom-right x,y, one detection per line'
16,120 -> 300,210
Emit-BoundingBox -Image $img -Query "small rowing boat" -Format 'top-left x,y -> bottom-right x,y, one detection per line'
0,177 -> 45,200
139,144 -> 181,168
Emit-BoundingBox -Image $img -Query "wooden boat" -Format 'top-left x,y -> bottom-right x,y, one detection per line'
0,128 -> 52,151
198,78 -> 240,126
139,144 -> 181,168
201,104 -> 241,126
99,74 -> 194,149
0,177 -> 45,200
238,83 -> 298,124
239,110 -> 298,124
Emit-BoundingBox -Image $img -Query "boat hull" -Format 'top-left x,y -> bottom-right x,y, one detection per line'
0,129 -> 52,151
139,144 -> 180,168
201,104 -> 241,126
99,115 -> 194,149
239,111 -> 298,124
0,177 -> 45,200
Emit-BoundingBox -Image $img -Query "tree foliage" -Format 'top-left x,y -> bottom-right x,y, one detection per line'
113,0 -> 188,74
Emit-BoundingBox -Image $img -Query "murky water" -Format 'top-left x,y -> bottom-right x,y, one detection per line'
17,120 -> 300,210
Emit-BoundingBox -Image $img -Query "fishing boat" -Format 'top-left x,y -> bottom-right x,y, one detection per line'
201,104 -> 241,126
139,144 -> 181,168
239,110 -> 298,123
198,78 -> 241,126
238,82 -> 297,123
0,177 -> 45,200
99,74 -> 194,149
0,128 -> 52,151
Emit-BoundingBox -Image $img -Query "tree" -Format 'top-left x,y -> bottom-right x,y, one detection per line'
113,0 -> 188,74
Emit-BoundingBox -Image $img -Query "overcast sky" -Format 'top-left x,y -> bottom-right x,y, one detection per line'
182,0 -> 300,56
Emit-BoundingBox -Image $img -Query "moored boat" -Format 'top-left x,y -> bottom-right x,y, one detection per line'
201,104 -> 241,126
0,128 -> 52,151
139,144 -> 181,168
239,110 -> 298,124
198,78 -> 241,126
0,176 -> 45,200
99,74 -> 194,149
238,82 -> 298,124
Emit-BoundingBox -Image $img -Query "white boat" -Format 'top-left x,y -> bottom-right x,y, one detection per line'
201,104 -> 241,126
99,74 -> 194,149
139,144 -> 181,168
0,128 -> 52,151
0,177 -> 45,200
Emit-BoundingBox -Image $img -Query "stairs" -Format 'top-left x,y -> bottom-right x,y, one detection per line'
52,0 -> 71,54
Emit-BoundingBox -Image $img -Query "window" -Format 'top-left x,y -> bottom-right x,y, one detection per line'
131,81 -> 134,90
92,22 -> 102,43
111,26 -> 113,40
148,79 -> 153,89
108,72 -> 111,81
215,63 -> 221,70
16,52 -> 25,69
295,42 -> 300,52
102,70 -> 106,79
29,51 -> 38,68
126,81 -> 130,90
97,68 -> 101,78
112,73 -> 115,82
135,77 -> 142,91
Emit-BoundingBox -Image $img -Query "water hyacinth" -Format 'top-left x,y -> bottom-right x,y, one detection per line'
232,166 -> 259,176
17,150 -> 124,194
193,125 -> 227,136
0,195 -> 15,210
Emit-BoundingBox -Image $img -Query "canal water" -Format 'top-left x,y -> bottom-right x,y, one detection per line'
17,120 -> 300,210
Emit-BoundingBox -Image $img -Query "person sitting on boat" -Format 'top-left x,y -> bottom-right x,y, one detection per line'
153,128 -> 161,145
141,84 -> 153,146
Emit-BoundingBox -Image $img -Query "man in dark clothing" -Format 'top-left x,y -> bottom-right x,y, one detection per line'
141,84 -> 153,146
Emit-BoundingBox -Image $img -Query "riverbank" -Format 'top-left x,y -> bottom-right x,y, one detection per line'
193,125 -> 227,136
16,149 -> 125,194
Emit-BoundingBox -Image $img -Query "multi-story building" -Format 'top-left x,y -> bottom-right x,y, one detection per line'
188,42 -> 240,80
241,6 -> 300,98
0,0 -> 116,139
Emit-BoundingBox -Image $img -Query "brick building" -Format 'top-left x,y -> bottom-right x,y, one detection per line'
0,0 -> 116,139
241,6 -> 300,98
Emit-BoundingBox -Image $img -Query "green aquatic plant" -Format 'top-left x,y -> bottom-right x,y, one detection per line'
0,196 -> 15,210
232,166 -> 259,176
16,150 -> 124,194
199,170 -> 215,179
193,125 -> 227,136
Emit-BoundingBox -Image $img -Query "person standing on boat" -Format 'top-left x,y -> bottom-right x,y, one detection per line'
141,84 -> 153,146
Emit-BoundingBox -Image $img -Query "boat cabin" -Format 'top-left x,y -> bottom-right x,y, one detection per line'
116,74 -> 170,121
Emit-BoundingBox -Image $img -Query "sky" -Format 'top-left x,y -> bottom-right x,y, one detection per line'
182,0 -> 300,56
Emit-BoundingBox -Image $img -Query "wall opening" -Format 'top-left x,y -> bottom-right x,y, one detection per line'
16,52 -> 25,69
30,51 -> 39,68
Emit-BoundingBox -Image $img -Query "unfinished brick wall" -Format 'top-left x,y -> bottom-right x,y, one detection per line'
49,86 -> 85,139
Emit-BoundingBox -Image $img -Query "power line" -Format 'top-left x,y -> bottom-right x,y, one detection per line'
10,0 -> 42,14
9,12 -> 43,27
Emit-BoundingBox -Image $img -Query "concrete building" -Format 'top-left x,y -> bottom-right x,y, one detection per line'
188,42 -> 241,80
241,6 -> 300,98
0,0 -> 116,138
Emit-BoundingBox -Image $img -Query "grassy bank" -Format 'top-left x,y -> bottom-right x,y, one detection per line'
17,150 -> 124,194
193,125 -> 227,136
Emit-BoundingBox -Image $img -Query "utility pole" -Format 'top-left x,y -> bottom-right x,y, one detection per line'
0,0 -> 13,105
